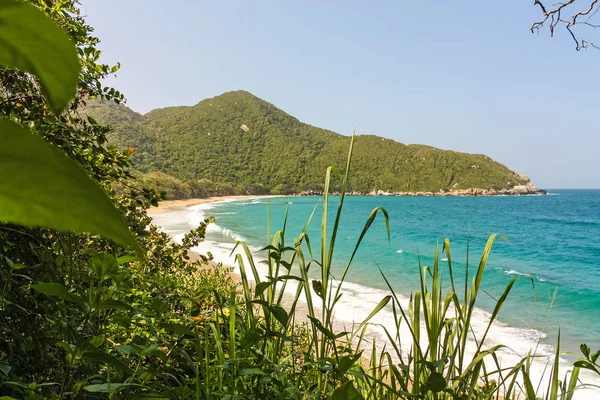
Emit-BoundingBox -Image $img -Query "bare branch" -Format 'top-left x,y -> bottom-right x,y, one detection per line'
532,0 -> 600,50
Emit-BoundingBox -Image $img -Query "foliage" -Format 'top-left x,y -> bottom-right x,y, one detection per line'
1,2 -> 597,400
0,0 -> 140,253
84,92 -> 531,196
132,172 -> 257,200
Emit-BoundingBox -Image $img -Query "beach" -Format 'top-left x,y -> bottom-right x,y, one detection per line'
145,195 -> 277,215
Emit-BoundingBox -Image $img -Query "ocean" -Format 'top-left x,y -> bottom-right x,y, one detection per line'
152,190 -> 600,397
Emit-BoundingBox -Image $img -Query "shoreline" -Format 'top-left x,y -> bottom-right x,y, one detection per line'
146,195 -> 281,215
296,187 -> 547,197
146,189 -> 546,212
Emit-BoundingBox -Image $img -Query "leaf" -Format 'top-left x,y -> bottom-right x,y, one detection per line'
82,350 -> 131,373
31,283 -> 81,305
144,346 -> 168,362
238,368 -> 265,376
97,299 -> 133,311
352,295 -> 391,338
157,322 -> 194,337
89,335 -> 105,348
91,253 -> 119,281
592,349 -> 600,364
330,381 -> 365,400
117,255 -> 137,265
240,331 -> 262,349
270,305 -> 289,326
0,362 -> 12,377
574,360 -> 595,370
0,120 -> 143,256
150,299 -> 169,314
312,280 -> 323,298
337,354 -> 361,375
0,0 -> 80,114
581,343 -> 590,358
6,259 -> 26,270
83,383 -> 140,393
254,281 -> 272,298
284,386 -> 301,399
425,371 -> 446,393
115,344 -> 138,355
308,316 -> 335,340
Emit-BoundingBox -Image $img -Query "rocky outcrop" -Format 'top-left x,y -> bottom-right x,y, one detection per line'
296,183 -> 546,197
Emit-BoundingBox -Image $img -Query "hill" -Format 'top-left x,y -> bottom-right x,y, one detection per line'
83,91 -> 541,198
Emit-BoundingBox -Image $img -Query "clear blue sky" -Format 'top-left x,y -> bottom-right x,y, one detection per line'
81,1 -> 599,189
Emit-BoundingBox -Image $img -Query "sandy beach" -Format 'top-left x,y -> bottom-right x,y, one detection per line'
145,195 -> 279,215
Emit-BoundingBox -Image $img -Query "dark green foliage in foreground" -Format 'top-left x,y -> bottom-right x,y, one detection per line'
85,92 -> 530,197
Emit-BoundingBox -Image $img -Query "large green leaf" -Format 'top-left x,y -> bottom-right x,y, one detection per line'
425,371 -> 446,393
91,253 -> 119,281
31,283 -> 81,305
83,383 -> 141,393
82,350 -> 131,373
0,0 -> 80,114
0,120 -> 142,255
330,381 -> 365,400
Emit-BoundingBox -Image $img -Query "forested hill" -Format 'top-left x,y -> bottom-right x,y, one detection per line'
84,90 -> 538,197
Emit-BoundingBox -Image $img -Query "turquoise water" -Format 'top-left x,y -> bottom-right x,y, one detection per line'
155,190 -> 600,360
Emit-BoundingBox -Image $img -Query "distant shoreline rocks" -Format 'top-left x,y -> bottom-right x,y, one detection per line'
296,184 -> 547,197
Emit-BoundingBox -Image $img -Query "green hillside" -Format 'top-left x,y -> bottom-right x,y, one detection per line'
84,91 -> 534,197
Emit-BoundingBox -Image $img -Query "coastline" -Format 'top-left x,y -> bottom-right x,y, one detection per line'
296,187 -> 546,197
146,195 -> 281,215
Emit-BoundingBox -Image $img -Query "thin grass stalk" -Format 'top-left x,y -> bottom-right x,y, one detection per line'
564,366 -> 580,400
228,289 -> 237,380
275,204 -> 317,307
548,330 -> 561,400
377,266 -> 424,363
459,234 -> 501,373
331,207 -> 390,310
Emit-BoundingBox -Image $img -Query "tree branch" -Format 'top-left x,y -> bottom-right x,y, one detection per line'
532,0 -> 600,50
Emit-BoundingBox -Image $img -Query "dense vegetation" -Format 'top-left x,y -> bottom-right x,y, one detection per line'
1,1 -> 598,400
84,92 -> 531,198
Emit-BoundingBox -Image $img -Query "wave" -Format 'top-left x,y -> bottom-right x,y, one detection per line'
396,249 -> 403,254
208,224 -> 246,242
504,269 -> 549,282
187,203 -> 246,242
505,269 -> 528,276
531,216 -> 600,227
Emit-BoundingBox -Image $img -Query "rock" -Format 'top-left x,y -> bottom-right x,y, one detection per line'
293,183 -> 545,197
512,185 -> 530,194
512,181 -> 541,195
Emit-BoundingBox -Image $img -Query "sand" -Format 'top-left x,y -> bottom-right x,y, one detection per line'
145,195 -> 280,215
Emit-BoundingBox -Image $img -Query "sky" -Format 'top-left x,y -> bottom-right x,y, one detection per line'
81,1 -> 600,189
